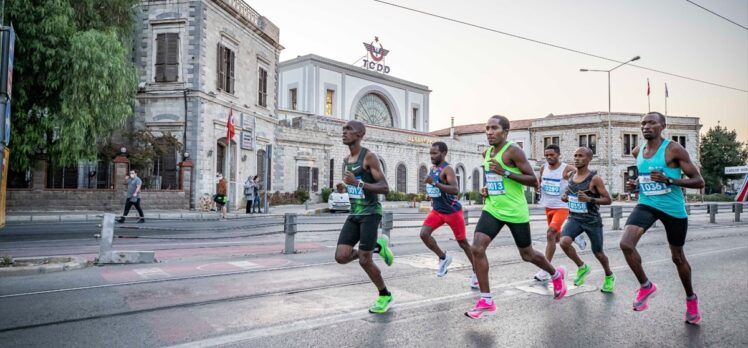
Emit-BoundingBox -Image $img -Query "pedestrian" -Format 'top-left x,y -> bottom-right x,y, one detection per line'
253,175 -> 262,213
244,175 -> 256,214
215,173 -> 228,219
117,169 -> 144,223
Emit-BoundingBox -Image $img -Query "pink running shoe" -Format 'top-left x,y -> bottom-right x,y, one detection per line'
633,282 -> 658,311
685,296 -> 701,325
465,298 -> 496,319
552,267 -> 567,300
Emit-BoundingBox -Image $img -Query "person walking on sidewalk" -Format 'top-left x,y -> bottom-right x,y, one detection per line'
466,115 -> 567,320
420,141 -> 478,288
335,120 -> 395,314
620,112 -> 705,325
216,173 -> 228,219
244,175 -> 256,214
117,170 -> 145,223
559,147 -> 616,293
534,144 -> 586,282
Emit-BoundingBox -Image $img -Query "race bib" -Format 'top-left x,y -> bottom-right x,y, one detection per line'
541,178 -> 562,196
639,174 -> 671,196
485,171 -> 505,196
347,176 -> 365,199
426,184 -> 441,198
568,194 -> 588,214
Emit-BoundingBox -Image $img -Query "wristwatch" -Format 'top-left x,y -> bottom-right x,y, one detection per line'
667,178 -> 673,185
357,180 -> 365,189
503,170 -> 511,177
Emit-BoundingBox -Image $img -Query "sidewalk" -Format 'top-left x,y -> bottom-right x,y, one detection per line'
5,201 -> 422,223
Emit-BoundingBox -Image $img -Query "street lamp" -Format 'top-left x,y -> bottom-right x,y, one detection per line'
580,55 -> 640,192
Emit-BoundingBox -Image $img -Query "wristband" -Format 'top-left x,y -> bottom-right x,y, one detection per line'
357,181 -> 365,189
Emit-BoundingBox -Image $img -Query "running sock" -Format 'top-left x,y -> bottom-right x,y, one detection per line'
687,294 -> 697,300
373,245 -> 381,253
439,254 -> 446,260
379,287 -> 391,297
640,280 -> 652,288
552,270 -> 561,280
480,293 -> 493,304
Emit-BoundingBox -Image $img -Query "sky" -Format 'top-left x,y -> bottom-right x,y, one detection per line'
248,0 -> 748,142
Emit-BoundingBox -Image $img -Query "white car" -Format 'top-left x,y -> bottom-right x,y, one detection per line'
328,192 -> 351,213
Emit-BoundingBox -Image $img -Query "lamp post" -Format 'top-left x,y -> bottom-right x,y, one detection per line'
580,55 -> 640,192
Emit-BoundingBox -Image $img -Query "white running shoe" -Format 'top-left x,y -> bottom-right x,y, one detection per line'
574,235 -> 587,250
470,273 -> 479,289
436,254 -> 453,277
534,270 -> 550,281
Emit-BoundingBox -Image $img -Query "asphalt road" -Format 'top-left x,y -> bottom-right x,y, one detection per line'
0,208 -> 745,347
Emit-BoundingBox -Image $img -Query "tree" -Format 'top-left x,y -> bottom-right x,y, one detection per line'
6,0 -> 138,171
699,125 -> 748,194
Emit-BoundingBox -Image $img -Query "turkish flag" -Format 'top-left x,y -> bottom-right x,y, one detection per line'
227,109 -> 235,140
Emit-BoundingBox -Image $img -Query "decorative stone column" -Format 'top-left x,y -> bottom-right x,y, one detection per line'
112,155 -> 129,191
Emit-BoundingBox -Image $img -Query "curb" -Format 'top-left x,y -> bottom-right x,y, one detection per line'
0,256 -> 90,277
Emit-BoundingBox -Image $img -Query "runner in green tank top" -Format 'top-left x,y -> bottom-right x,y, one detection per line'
335,120 -> 396,314
466,115 -> 568,320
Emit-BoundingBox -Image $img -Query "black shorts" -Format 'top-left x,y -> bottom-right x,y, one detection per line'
337,214 -> 382,251
625,204 -> 688,247
475,211 -> 532,248
562,218 -> 604,253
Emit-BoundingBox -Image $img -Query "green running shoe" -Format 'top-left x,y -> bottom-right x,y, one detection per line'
369,294 -> 393,313
377,235 -> 394,266
574,264 -> 591,286
601,274 -> 616,293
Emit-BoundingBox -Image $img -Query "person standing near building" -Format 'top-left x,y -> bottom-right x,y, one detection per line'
559,147 -> 616,292
466,115 -> 567,320
620,112 -> 704,325
534,144 -> 586,281
420,141 -> 478,288
335,120 -> 395,314
244,175 -> 255,214
216,173 -> 228,219
117,170 -> 145,223
253,175 -> 262,213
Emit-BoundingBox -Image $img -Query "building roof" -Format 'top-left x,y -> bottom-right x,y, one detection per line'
430,119 -> 532,136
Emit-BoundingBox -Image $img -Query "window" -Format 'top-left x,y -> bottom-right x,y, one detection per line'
396,163 -> 407,193
298,166 -> 310,191
455,166 -> 465,192
258,67 -> 268,107
472,168 -> 481,192
515,141 -> 524,149
418,165 -> 428,193
329,159 -> 334,188
412,108 -> 418,130
217,44 -> 235,93
325,89 -> 334,116
354,93 -> 393,127
623,133 -> 638,155
312,168 -> 319,192
579,134 -> 597,155
543,136 -> 559,149
672,135 -> 686,148
46,163 -> 79,189
155,33 -> 179,82
289,88 -> 297,110
152,138 -> 178,190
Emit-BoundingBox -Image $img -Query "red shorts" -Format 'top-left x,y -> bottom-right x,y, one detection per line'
423,209 -> 466,241
545,208 -> 569,233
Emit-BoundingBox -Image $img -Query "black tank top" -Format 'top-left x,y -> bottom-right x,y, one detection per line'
567,170 -> 602,226
344,147 -> 382,215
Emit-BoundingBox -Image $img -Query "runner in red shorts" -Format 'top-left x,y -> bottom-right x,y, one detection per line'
420,142 -> 478,288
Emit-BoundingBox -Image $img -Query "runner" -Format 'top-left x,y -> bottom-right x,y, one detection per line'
534,144 -> 586,282
420,141 -> 478,288
559,147 -> 616,292
466,115 -> 567,320
620,112 -> 704,325
335,120 -> 395,314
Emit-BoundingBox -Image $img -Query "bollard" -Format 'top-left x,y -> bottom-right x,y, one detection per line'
98,213 -> 115,261
284,213 -> 297,254
734,203 -> 743,222
464,209 -> 470,226
98,213 -> 155,264
381,211 -> 394,239
612,206 -> 623,230
709,204 -> 718,224
610,206 -> 615,218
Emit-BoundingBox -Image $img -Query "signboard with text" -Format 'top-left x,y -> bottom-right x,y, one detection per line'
362,37 -> 390,74
241,130 -> 254,150
724,166 -> 748,175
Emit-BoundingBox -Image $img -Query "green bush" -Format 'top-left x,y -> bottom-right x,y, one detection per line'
466,191 -> 484,204
386,191 -> 408,201
268,191 -> 298,206
295,188 -> 310,204
702,193 -> 733,202
321,187 -> 333,203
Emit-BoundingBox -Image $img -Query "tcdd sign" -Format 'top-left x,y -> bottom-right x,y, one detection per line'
362,37 -> 390,74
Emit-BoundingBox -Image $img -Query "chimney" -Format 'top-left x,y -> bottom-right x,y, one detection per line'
450,117 -> 455,139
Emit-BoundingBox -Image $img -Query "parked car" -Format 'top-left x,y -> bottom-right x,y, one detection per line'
328,191 -> 351,213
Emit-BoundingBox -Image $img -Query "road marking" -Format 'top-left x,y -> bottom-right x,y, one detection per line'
133,268 -> 170,279
162,245 -> 748,348
227,261 -> 260,270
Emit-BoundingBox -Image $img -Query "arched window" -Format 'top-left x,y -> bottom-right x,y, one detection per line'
455,165 -> 465,193
472,168 -> 481,193
396,163 -> 407,193
152,137 -> 178,189
418,165 -> 428,193
353,93 -> 393,127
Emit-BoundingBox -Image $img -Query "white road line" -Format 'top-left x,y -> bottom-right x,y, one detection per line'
133,268 -> 170,279
162,245 -> 748,348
